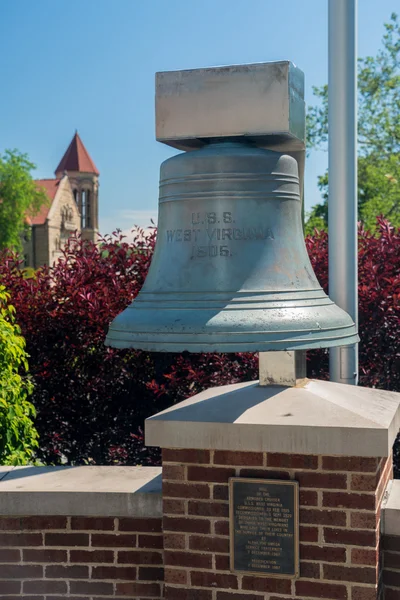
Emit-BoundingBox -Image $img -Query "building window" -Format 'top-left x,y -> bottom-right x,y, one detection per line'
73,189 -> 79,205
81,190 -> 91,229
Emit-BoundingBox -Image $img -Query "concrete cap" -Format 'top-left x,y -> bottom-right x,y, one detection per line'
156,61 -> 305,152
145,379 -> 400,458
382,480 -> 400,535
0,466 -> 162,517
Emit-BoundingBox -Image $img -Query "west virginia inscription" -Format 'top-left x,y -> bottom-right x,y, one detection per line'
166,212 -> 274,259
229,478 -> 299,578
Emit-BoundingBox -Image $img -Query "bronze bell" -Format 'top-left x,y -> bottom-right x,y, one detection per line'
106,140 -> 358,352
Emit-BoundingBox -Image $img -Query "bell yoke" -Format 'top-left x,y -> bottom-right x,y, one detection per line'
106,61 -> 358,353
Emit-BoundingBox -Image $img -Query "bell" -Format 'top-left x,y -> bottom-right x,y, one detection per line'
106,141 -> 358,352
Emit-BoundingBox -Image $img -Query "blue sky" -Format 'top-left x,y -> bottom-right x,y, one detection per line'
0,0 -> 397,236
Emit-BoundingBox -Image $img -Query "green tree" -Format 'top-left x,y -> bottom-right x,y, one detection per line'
0,285 -> 38,464
305,13 -> 400,234
0,150 -> 48,251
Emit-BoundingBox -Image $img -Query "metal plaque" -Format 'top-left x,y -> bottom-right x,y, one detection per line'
229,478 -> 299,578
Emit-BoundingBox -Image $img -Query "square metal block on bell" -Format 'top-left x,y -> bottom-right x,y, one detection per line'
155,61 -> 305,151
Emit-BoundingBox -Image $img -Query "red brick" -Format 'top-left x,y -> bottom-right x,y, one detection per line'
92,566 -> 137,580
351,512 -> 378,529
70,581 -> 114,595
163,464 -> 186,480
215,520 -> 230,536
116,582 -> 161,597
300,561 -> 320,579
300,508 -> 346,526
300,544 -> 346,563
45,565 -> 88,579
45,532 -> 89,546
191,571 -> 238,589
383,569 -> 400,587
0,581 -> 21,594
351,587 -> 378,600
215,554 -> 230,570
91,533 -> 136,547
351,547 -> 378,566
242,576 -> 291,594
323,564 -> 376,584
70,549 -> 114,563
0,533 -> 42,546
165,550 -> 212,569
23,549 -> 67,563
323,491 -> 375,510
324,527 -> 377,547
383,535 -> 400,551
0,549 -> 20,562
118,518 -> 162,532
213,485 -> 229,500
71,517 -> 114,530
138,534 -> 163,549
188,500 -> 229,518
188,465 -> 235,483
385,588 -> 400,600
267,453 -> 318,469
0,565 -> 42,579
163,516 -> 211,534
239,469 -> 290,479
163,482 -> 210,499
384,551 -> 400,569
164,567 -> 187,584
189,535 -> 229,553
164,533 -> 185,549
214,450 -> 263,466
299,490 -> 318,506
217,594 -> 264,600
163,498 -> 185,514
299,525 -> 319,542
351,473 -> 379,492
0,517 -> 67,530
23,581 -> 68,594
118,550 -> 163,565
322,456 -> 380,472
165,587 -> 212,600
296,580 -> 347,599
138,566 -> 164,581
163,449 -> 210,464
296,472 -> 347,489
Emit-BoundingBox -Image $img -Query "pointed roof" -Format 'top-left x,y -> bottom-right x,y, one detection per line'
27,179 -> 61,225
55,132 -> 99,176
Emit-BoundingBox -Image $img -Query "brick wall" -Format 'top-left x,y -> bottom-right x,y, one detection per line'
162,448 -> 393,600
0,515 -> 163,599
382,535 -> 400,598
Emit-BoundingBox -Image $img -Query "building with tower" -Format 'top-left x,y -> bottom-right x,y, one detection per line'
24,132 -> 99,268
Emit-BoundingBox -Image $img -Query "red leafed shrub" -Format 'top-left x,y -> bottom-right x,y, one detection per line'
0,219 -> 399,468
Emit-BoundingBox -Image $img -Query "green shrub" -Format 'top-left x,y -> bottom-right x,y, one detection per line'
0,285 -> 38,464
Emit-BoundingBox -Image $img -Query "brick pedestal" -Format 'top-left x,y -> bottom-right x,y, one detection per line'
146,378 -> 400,600
161,449 -> 392,600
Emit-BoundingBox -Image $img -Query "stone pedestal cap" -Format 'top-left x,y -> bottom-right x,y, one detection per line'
145,379 -> 400,458
156,61 -> 305,152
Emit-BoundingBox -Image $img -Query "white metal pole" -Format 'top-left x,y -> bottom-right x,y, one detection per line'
328,0 -> 358,385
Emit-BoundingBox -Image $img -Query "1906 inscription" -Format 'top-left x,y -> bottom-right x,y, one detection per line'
166,212 -> 274,259
229,478 -> 299,578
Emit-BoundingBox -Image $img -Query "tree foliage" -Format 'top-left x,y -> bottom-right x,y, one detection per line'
0,285 -> 38,464
0,224 -> 399,467
0,150 -> 48,251
306,13 -> 400,234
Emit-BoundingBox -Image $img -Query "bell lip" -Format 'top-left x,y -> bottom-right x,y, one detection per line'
104,332 -> 359,353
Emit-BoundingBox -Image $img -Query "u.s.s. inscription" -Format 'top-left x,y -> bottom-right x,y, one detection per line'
166,212 -> 274,259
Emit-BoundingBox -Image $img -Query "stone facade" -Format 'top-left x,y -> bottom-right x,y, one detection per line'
24,132 -> 99,268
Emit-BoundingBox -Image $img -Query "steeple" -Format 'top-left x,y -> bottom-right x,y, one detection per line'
55,132 -> 99,177
55,132 -> 100,243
